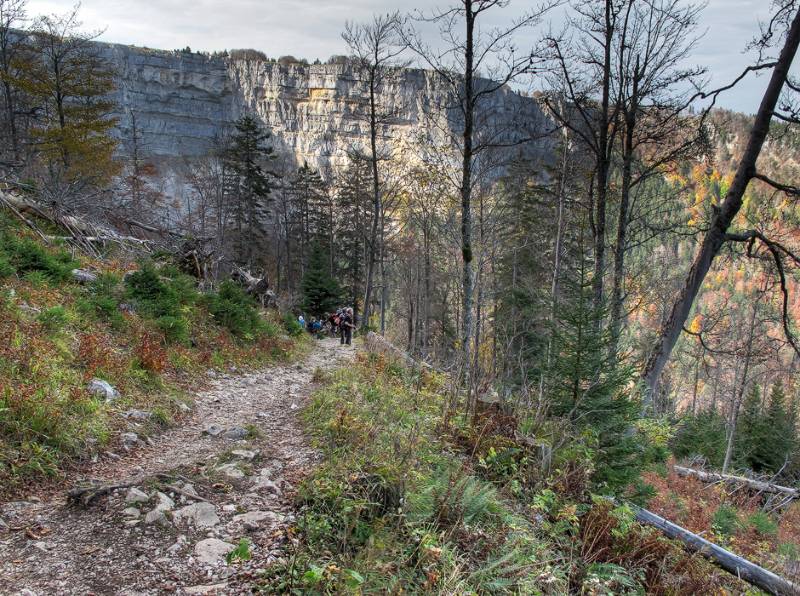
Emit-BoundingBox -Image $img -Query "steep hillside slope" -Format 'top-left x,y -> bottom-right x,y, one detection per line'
0,210 -> 303,495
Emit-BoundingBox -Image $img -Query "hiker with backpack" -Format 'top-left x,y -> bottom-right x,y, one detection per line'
327,311 -> 339,337
339,307 -> 355,346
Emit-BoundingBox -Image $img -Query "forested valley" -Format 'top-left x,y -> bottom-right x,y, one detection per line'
2,0 -> 800,593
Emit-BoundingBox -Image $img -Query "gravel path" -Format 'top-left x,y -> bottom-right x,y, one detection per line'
0,338 -> 353,595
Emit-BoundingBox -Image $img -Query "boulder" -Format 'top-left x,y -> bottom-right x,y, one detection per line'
180,483 -> 200,498
231,449 -> 258,461
194,538 -> 235,565
144,491 -> 175,525
145,509 -> 167,525
88,378 -> 120,401
154,491 -> 175,510
203,424 -> 224,437
216,463 -> 245,480
18,302 -> 40,315
173,502 -> 219,528
71,268 -> 98,284
120,432 -> 139,449
223,427 -> 248,440
125,487 -> 149,504
252,476 -> 281,496
233,510 -> 275,531
124,409 -> 151,421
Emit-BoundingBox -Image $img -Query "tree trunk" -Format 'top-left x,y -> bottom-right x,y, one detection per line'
591,1 -> 615,315
642,10 -> 800,405
674,466 -> 799,498
541,127 -> 570,403
691,357 -> 700,415
423,225 -> 432,358
379,207 -> 387,335
461,2 -> 476,399
634,506 -> 799,595
2,78 -> 18,160
610,58 -> 639,357
362,69 -> 381,330
722,301 -> 758,473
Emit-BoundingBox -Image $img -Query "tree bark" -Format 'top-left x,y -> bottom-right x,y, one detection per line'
674,466 -> 799,498
642,9 -> 800,405
461,1 -> 476,398
362,66 -> 381,330
592,0 -> 615,315
610,56 -> 639,357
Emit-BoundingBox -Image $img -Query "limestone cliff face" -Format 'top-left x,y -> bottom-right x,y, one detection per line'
101,43 -> 553,172
101,45 -> 233,157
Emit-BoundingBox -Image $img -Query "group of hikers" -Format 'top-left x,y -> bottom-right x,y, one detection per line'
297,307 -> 355,346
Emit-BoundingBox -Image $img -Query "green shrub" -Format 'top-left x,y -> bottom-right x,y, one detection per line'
125,263 -> 200,342
581,563 -> 641,594
124,264 -> 180,317
747,511 -> 778,536
23,270 -> 49,287
0,233 -> 76,281
205,281 -> 264,339
777,542 -> 799,559
284,312 -> 304,336
75,273 -> 126,329
226,538 -> 252,564
37,305 -> 69,332
671,410 -> 728,467
156,315 -> 190,345
0,253 -> 14,278
711,505 -> 740,536
160,265 -> 200,305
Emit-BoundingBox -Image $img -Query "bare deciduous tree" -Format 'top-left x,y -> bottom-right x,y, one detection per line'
342,12 -> 405,330
402,0 -> 556,406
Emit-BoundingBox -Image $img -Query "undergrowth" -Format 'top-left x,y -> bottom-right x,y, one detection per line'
259,352 -> 726,594
260,353 -> 563,593
0,212 -> 305,495
646,465 -> 800,585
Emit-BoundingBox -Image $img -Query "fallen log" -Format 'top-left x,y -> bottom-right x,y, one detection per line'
231,266 -> 276,307
634,506 -> 799,595
0,192 -> 51,243
674,466 -> 799,498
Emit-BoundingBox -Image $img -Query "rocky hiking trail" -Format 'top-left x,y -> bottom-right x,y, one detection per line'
0,338 -> 353,595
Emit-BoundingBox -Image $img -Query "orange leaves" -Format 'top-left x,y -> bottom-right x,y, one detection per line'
688,315 -> 703,335
77,331 -> 129,382
135,330 -> 167,374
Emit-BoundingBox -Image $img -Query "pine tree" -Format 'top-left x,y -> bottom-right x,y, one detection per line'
223,114 -> 274,267
734,383 -> 766,470
672,409 -> 728,468
334,156 -> 371,316
787,393 -> 800,477
301,241 -> 342,318
0,0 -> 28,162
287,163 -> 332,278
789,393 -> 799,452
761,381 -> 793,473
548,235 -> 642,495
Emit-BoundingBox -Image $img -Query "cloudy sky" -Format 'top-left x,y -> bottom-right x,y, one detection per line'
24,0 -> 778,114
